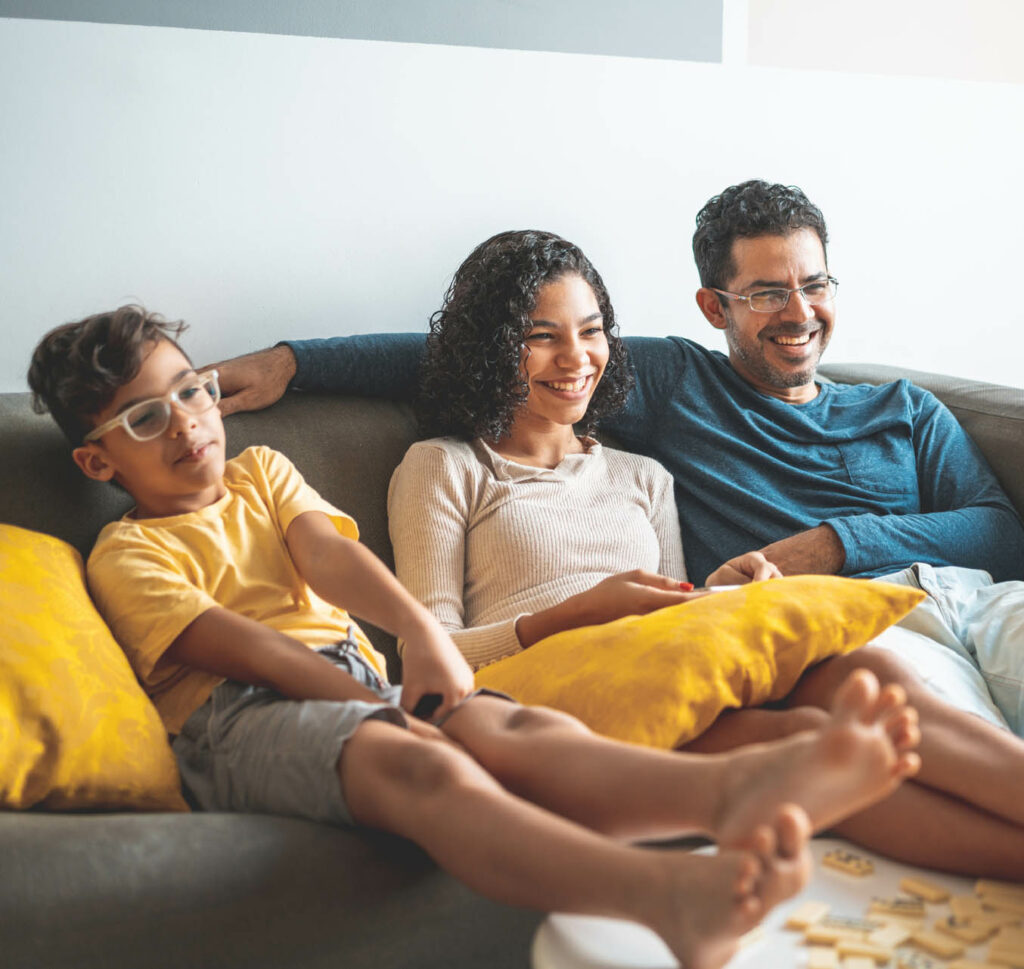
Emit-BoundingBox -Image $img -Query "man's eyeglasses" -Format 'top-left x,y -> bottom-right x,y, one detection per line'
84,371 -> 221,443
713,277 -> 839,313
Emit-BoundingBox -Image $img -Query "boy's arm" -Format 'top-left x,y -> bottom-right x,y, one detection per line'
163,606 -> 382,704
285,510 -> 474,718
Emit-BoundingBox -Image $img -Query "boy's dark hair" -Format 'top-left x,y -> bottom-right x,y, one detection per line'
28,305 -> 189,446
417,229 -> 633,441
692,180 -> 829,289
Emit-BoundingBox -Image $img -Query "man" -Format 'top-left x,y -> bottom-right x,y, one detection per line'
214,180 -> 1024,732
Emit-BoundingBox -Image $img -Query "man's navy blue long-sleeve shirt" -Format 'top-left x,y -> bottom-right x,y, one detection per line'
287,333 -> 1024,585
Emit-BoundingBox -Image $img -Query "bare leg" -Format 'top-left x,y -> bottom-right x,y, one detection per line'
830,781 -> 1024,878
791,646 -> 1024,827
684,659 -> 1024,877
341,719 -> 811,969
684,706 -> 828,753
441,669 -> 918,844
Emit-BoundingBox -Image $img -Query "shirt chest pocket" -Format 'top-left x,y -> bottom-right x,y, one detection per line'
836,436 -> 918,495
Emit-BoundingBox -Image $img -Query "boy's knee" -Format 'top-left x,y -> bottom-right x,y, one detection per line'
341,720 -> 492,832
347,722 -> 474,799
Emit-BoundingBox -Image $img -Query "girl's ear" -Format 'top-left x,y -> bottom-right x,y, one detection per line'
72,444 -> 117,482
696,288 -> 729,331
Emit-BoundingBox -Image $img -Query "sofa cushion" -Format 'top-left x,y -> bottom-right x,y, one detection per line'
0,812 -> 544,969
0,524 -> 187,811
475,575 -> 925,748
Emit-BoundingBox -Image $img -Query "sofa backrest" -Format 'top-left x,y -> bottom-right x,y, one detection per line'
1,392 -> 418,674
5,368 -> 1022,679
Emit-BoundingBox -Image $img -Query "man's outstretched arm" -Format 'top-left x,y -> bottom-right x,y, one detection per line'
211,334 -> 428,416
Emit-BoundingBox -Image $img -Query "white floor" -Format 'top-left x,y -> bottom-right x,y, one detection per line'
531,837 -> 984,969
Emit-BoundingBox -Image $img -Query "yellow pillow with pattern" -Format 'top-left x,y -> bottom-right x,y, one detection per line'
0,525 -> 187,811
475,575 -> 924,749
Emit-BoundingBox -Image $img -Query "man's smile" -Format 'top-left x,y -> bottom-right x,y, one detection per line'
763,326 -> 824,354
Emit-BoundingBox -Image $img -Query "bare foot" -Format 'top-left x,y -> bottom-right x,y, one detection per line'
713,669 -> 921,845
649,806 -> 811,969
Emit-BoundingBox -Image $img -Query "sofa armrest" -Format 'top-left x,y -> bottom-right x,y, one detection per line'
819,363 -> 1024,523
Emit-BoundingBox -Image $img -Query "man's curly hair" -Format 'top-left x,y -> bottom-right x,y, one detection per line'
693,180 -> 829,290
417,230 -> 633,441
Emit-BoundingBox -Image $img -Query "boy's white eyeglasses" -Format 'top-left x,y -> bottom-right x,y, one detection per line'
713,277 -> 839,313
83,371 -> 221,443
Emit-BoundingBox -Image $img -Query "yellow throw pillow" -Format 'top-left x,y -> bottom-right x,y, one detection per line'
0,525 -> 187,811
475,575 -> 925,749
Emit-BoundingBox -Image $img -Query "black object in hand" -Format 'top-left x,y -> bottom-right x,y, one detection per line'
412,693 -> 443,720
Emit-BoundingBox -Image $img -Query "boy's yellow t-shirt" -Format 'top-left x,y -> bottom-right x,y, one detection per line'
87,445 -> 389,734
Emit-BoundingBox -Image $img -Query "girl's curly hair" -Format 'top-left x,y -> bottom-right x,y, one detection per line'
418,230 -> 633,440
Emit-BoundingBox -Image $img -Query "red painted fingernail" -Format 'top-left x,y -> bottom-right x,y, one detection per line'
679,582 -> 694,591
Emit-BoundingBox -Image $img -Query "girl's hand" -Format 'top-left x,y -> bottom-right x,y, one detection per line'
569,569 -> 704,627
705,551 -> 783,587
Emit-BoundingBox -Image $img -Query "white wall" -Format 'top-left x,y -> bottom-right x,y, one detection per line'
748,0 -> 1024,85
2,16 -> 1023,392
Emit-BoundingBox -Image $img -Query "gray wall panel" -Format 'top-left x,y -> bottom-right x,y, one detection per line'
0,0 -> 723,62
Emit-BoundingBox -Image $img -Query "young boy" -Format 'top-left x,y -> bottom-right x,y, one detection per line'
29,306 -> 920,969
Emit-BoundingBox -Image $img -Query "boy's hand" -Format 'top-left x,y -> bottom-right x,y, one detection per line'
399,622 -> 475,722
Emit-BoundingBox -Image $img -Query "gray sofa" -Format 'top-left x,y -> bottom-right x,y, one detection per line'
2,363 -> 1022,969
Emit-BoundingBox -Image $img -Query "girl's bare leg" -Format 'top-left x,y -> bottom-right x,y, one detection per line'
341,720 -> 811,969
442,669 -> 918,844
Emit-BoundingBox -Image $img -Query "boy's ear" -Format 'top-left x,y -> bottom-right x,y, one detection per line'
696,288 -> 729,331
72,444 -> 118,482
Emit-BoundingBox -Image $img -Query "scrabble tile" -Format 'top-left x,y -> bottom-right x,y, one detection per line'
844,957 -> 876,969
897,952 -> 940,969
806,924 -> 867,945
871,896 -> 927,918
807,946 -> 840,969
987,950 -> 1024,969
910,928 -> 966,958
823,848 -> 874,876
786,900 -> 831,930
901,877 -> 952,903
936,915 -> 998,944
837,938 -> 894,963
867,923 -> 912,948
823,915 -> 881,933
978,881 -> 1024,902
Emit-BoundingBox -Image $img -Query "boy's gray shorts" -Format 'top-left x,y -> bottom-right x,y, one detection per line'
172,641 -> 407,826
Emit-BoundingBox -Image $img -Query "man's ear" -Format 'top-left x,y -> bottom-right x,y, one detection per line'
72,444 -> 118,482
696,288 -> 729,331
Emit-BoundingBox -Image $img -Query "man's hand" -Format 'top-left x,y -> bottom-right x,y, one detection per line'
756,524 -> 846,576
705,551 -> 783,587
398,621 -> 475,722
204,344 -> 297,417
